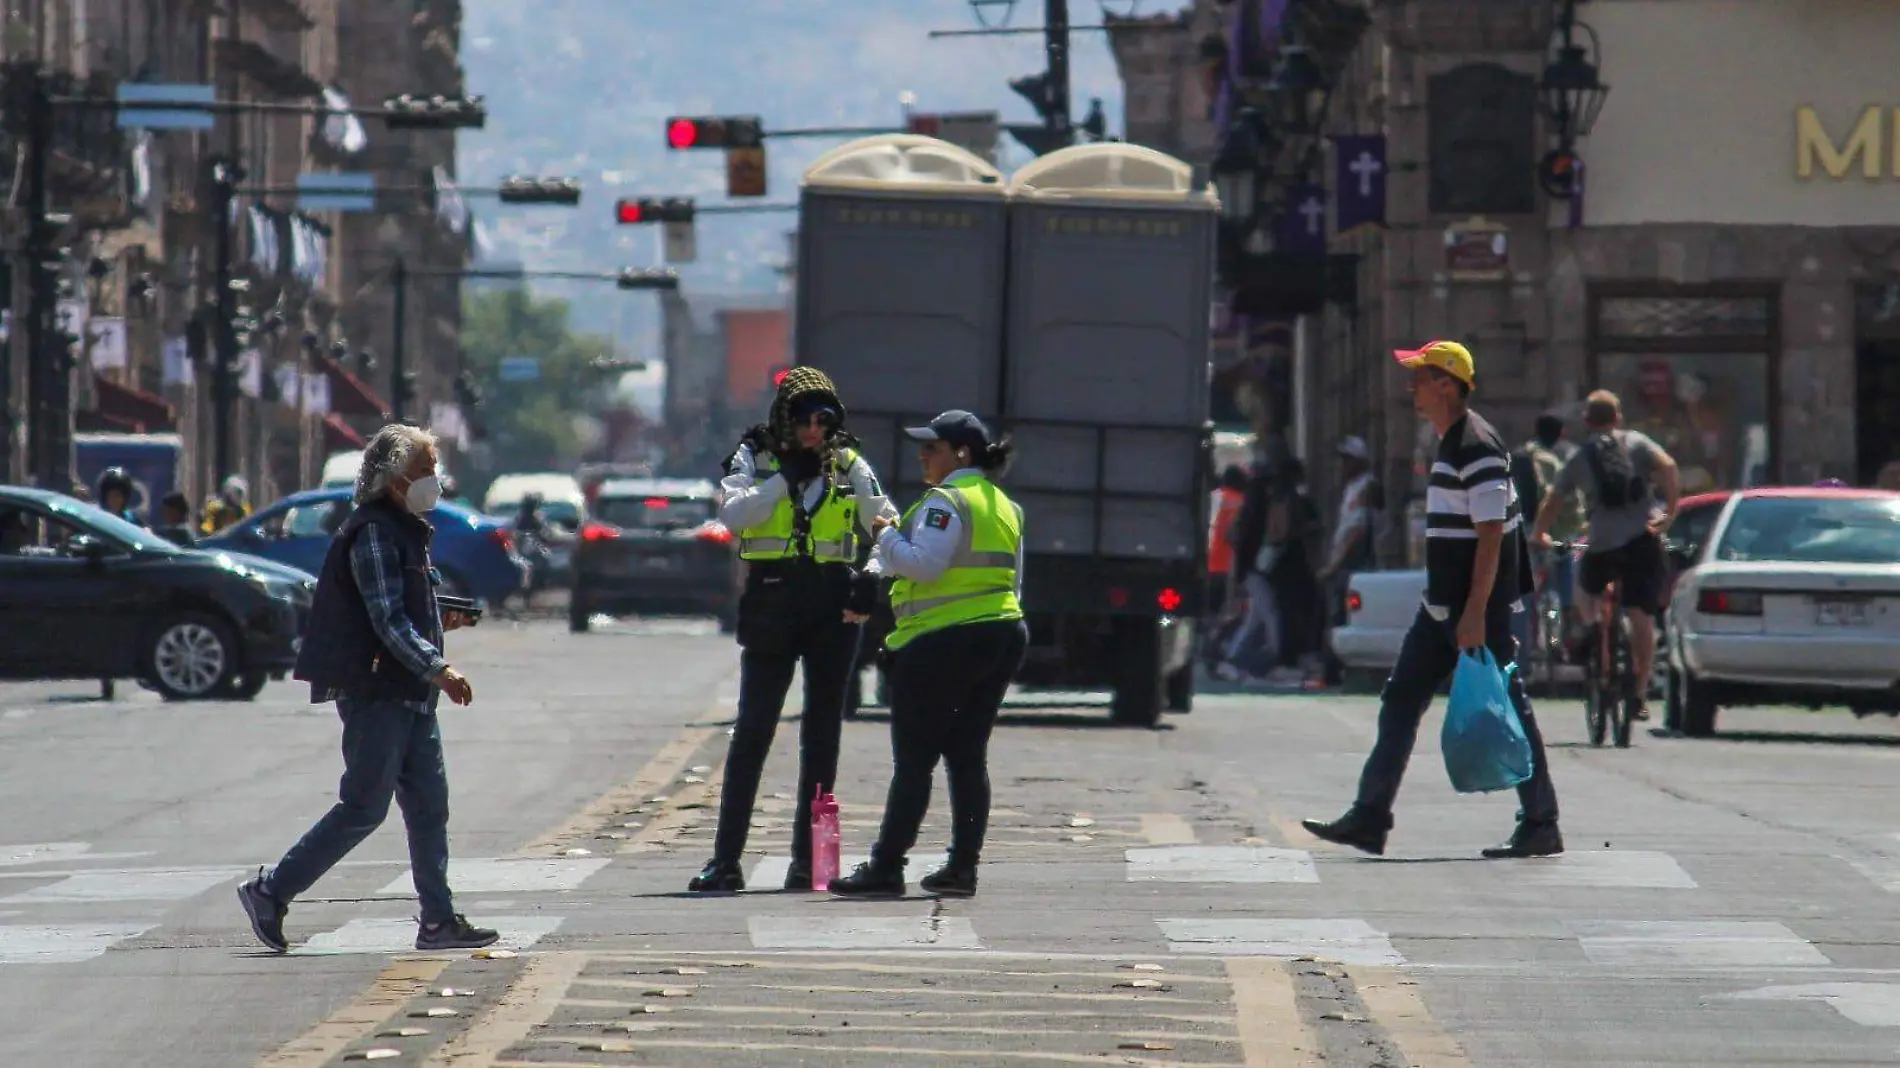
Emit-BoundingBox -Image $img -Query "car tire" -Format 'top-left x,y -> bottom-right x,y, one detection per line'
716,609 -> 737,635
1670,662 -> 1717,738
144,612 -> 239,702
1165,663 -> 1194,713
1110,617 -> 1165,728
568,595 -> 591,633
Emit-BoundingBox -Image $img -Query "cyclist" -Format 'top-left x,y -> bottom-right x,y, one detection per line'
1529,390 -> 1681,721
1512,414 -> 1585,650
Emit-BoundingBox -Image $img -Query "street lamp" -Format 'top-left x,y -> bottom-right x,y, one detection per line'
1212,109 -> 1262,225
1266,42 -> 1330,138
1538,0 -> 1609,148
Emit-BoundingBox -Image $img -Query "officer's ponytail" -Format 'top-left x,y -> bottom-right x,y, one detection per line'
977,435 -> 1016,479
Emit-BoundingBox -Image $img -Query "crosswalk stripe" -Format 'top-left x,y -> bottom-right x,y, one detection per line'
1724,982 -> 1900,1026
747,915 -> 982,950
1125,846 -> 1318,884
1157,918 -> 1406,966
295,915 -> 565,956
749,853 -> 946,890
374,857 -> 611,897
0,922 -> 153,963
1570,920 -> 1830,968
2,867 -> 239,904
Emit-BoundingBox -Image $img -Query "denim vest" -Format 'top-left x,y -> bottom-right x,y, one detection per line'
292,499 -> 436,703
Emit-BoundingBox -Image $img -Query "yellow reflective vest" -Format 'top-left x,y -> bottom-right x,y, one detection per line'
736,447 -> 863,563
886,473 -> 1023,651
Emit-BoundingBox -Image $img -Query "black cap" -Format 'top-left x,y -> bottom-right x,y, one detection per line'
905,409 -> 992,455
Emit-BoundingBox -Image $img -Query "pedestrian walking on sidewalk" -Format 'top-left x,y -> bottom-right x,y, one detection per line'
688,367 -> 899,894
830,410 -> 1027,899
1302,341 -> 1564,859
237,424 -> 498,954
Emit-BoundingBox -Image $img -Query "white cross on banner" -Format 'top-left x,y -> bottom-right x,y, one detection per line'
1332,134 -> 1387,234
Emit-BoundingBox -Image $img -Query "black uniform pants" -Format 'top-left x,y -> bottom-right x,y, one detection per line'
1354,604 -> 1561,826
871,619 -> 1028,869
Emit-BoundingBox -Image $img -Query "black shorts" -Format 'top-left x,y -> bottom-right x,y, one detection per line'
1579,532 -> 1668,614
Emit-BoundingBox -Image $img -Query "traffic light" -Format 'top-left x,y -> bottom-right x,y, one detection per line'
380,94 -> 487,129
614,197 -> 695,225
616,267 -> 680,291
664,115 -> 764,150
1005,70 -> 1074,157
497,176 -> 582,205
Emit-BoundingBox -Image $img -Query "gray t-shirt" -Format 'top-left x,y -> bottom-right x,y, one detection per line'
1555,429 -> 1663,554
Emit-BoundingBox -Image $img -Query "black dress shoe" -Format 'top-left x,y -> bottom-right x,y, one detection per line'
1481,823 -> 1564,859
829,860 -> 906,898
1300,810 -> 1390,856
687,859 -> 746,893
919,862 -> 977,898
782,861 -> 813,892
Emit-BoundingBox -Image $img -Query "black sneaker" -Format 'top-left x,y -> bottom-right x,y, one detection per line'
782,860 -> 814,892
236,868 -> 288,953
416,914 -> 500,951
829,860 -> 906,898
1481,822 -> 1564,859
687,859 -> 745,893
1301,810 -> 1390,856
919,863 -> 977,898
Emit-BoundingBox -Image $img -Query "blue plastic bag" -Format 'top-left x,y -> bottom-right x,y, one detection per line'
1441,648 -> 1534,794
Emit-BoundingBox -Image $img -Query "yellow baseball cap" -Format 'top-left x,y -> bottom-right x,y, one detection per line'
1393,339 -> 1475,388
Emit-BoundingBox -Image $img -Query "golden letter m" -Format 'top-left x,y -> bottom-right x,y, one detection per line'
1796,105 -> 1883,179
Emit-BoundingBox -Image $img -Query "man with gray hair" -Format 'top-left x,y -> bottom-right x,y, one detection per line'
237,423 -> 497,953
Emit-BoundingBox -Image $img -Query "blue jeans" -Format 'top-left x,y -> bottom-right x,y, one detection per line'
266,696 -> 455,924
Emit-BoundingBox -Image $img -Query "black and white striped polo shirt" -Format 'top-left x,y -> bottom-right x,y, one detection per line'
1424,410 -> 1526,616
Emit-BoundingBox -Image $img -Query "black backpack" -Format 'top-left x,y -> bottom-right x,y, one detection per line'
1586,431 -> 1647,508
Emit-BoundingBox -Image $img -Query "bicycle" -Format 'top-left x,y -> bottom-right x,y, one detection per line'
1523,550 -> 1569,698
1550,539 -> 1638,749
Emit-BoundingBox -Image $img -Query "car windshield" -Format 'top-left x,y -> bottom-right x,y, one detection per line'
47,496 -> 182,553
1714,496 -> 1900,565
594,495 -> 714,532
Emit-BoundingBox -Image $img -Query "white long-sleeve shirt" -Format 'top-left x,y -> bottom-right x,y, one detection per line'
866,468 -> 1024,599
717,443 -> 897,539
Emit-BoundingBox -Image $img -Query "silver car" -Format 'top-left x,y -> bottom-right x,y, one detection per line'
1666,487 -> 1900,736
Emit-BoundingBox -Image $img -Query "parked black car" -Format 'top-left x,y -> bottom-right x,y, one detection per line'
0,487 -> 312,700
568,477 -> 736,632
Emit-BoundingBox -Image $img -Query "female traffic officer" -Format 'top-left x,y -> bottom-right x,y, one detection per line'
830,410 -> 1026,899
95,467 -> 142,525
688,367 -> 898,894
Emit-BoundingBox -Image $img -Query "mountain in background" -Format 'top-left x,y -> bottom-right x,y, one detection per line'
456,0 -> 1133,354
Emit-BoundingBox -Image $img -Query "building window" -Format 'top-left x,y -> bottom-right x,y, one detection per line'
1590,286 -> 1780,494
1427,63 -> 1535,216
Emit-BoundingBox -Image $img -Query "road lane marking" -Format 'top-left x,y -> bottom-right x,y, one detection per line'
747,915 -> 983,950
374,857 -> 610,896
1350,965 -> 1474,1067
1225,958 -> 1322,1068
564,997 -> 1234,1023
1570,920 -> 1830,968
1139,813 -> 1197,845
0,923 -> 153,963
501,1037 -> 1237,1065
1496,850 -> 1696,889
1,866 -> 239,903
748,852 -> 946,889
517,724 -> 717,855
1125,845 -> 1318,884
1160,918 -> 1405,965
1724,982 -> 1900,1026
422,953 -> 589,1067
296,916 -> 564,956
253,957 -> 451,1068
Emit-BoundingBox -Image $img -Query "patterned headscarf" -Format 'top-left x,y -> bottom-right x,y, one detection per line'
768,366 -> 846,449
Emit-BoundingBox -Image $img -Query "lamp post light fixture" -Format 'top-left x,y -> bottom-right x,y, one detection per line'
1211,108 -> 1263,225
1265,42 -> 1330,139
1538,0 -> 1609,148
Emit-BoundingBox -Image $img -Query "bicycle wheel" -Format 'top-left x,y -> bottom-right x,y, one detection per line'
1612,612 -> 1637,748
1582,624 -> 1608,747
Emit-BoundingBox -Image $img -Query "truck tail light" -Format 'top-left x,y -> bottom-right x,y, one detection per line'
581,521 -> 621,543
489,528 -> 515,552
1347,589 -> 1363,614
1697,589 -> 1762,615
1157,587 -> 1182,612
1106,586 -> 1128,608
695,522 -> 734,546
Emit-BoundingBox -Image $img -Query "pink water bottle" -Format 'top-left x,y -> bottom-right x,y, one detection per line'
811,786 -> 841,891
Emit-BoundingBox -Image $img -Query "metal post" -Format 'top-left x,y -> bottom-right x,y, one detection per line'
211,158 -> 238,485
22,65 -> 69,489
1045,0 -> 1072,143
391,254 -> 408,423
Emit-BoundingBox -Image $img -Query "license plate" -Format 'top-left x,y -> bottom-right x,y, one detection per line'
644,556 -> 674,570
1816,599 -> 1869,626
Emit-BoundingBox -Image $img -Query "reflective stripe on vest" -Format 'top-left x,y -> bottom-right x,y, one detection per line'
737,447 -> 861,563
886,475 -> 1023,650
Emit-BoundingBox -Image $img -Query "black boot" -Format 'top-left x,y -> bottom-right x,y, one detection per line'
687,858 -> 746,893
1300,807 -> 1391,856
919,861 -> 977,898
1481,821 -> 1563,859
782,860 -> 813,892
829,859 -> 906,898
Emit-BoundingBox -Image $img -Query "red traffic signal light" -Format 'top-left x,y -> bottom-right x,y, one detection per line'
667,118 -> 703,150
614,197 -> 695,225
665,115 -> 764,150
616,199 -> 646,224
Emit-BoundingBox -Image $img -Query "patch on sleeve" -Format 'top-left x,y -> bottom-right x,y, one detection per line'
864,473 -> 883,497
924,507 -> 952,531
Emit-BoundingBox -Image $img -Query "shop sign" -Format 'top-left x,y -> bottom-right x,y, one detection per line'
1795,106 -> 1900,180
1443,217 -> 1509,281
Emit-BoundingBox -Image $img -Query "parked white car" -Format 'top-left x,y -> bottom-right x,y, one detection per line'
1330,569 -> 1424,689
1667,487 -> 1900,736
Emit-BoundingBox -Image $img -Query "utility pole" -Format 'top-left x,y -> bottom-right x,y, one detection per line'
209,157 -> 241,487
391,254 -> 409,423
1044,0 -> 1072,148
20,65 -> 69,490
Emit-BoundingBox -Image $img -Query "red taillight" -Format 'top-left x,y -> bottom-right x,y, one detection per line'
582,521 -> 621,543
1697,589 -> 1762,615
489,528 -> 514,552
645,497 -> 670,509
1348,589 -> 1364,614
1157,587 -> 1182,612
1107,586 -> 1129,608
695,522 -> 734,546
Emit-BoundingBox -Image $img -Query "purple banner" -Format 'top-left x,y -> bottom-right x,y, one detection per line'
1274,184 -> 1328,255
1332,135 -> 1387,235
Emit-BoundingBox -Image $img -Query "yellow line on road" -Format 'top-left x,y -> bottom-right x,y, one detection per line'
518,724 -> 717,855
422,953 -> 590,1067
1226,958 -> 1323,1068
1350,965 -> 1474,1067
1140,813 -> 1198,845
251,957 -> 450,1068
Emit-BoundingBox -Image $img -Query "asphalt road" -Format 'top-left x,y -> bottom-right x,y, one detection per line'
4,617 -> 1900,1067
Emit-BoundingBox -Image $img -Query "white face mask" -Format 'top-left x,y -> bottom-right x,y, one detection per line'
404,474 -> 442,513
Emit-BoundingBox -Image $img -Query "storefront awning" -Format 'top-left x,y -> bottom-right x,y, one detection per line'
91,372 -> 176,432
321,361 -> 389,419
322,412 -> 367,451
76,409 -> 145,434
